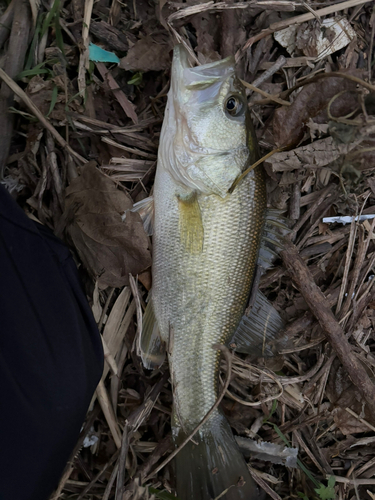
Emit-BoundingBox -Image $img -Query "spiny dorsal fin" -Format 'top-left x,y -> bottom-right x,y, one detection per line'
258,209 -> 290,271
229,290 -> 288,357
177,192 -> 204,254
128,196 -> 154,236
140,297 -> 166,370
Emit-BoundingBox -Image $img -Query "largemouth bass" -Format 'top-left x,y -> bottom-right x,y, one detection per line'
138,45 -> 272,500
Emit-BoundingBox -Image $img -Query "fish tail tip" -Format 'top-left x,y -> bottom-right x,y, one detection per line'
174,414 -> 262,500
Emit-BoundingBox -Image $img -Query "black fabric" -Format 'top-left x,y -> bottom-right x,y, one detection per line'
0,185 -> 104,500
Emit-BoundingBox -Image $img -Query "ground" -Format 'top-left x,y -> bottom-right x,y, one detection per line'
1,0 -> 375,499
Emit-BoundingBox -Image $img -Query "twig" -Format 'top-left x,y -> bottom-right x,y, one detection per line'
129,274 -> 143,356
97,287 -> 115,332
280,240 -> 375,420
50,407 -> 101,499
228,146 -> 286,193
76,450 -> 120,500
241,79 -> 290,107
251,55 -> 287,89
249,468 -> 282,500
345,407 -> 375,433
116,372 -> 169,500
328,476 -> 375,485
96,62 -> 138,124
77,0 -> 93,94
101,336 -> 118,376
144,344 -> 233,481
96,379 -> 122,449
336,216 -> 358,314
102,460 -> 119,500
0,67 -> 87,164
369,6 -> 375,84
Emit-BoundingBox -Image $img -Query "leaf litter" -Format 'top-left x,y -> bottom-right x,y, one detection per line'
1,0 -> 375,499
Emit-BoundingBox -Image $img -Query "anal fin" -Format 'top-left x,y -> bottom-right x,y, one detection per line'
140,297 -> 166,369
229,291 -> 288,357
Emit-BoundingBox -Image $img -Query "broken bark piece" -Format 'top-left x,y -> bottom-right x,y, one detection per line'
90,21 -> 129,53
120,35 -> 172,72
281,239 -> 375,422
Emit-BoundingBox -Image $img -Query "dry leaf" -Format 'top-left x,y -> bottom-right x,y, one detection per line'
275,17 -> 356,60
272,74 -> 359,148
63,162 -> 151,288
265,136 -> 359,172
327,360 -> 372,435
120,35 -> 172,72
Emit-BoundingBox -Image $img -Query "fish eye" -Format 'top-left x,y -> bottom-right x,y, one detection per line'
225,95 -> 244,117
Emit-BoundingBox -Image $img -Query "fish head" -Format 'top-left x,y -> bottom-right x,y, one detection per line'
159,45 -> 253,198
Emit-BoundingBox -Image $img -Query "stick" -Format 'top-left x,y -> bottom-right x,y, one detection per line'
280,240 -> 375,420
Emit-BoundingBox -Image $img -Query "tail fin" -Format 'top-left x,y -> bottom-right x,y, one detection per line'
174,413 -> 262,500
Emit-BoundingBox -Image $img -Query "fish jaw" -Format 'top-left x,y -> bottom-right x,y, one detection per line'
158,44 -> 250,198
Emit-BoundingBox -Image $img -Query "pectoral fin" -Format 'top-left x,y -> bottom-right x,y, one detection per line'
129,196 -> 154,236
229,291 -> 288,357
177,192 -> 204,254
140,298 -> 166,369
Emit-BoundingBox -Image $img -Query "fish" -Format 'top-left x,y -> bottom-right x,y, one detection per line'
136,44 -> 285,500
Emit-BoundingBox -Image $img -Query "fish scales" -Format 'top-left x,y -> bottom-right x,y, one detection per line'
153,165 -> 265,430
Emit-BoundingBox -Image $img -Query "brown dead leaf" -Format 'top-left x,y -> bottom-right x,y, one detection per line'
265,136 -> 360,173
63,162 -> 151,288
327,360 -> 373,435
190,12 -> 220,64
272,74 -> 360,148
120,35 -> 172,72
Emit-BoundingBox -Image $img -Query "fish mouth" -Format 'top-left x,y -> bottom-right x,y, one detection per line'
172,44 -> 235,97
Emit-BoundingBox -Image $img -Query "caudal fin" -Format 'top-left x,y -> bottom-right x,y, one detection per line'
174,413 -> 262,500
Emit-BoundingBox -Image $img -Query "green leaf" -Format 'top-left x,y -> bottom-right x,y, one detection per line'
127,72 -> 143,86
149,487 -> 179,499
41,0 -> 60,37
55,12 -> 65,57
314,476 -> 336,500
297,493 -> 309,500
24,13 -> 44,70
47,85 -> 59,117
16,67 -> 50,79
